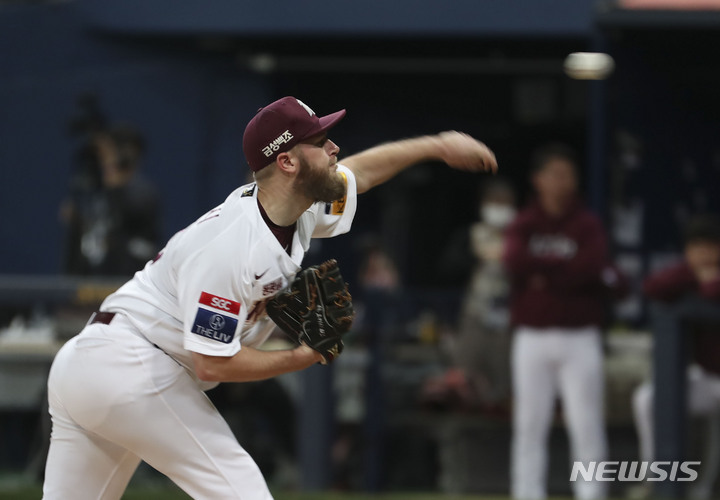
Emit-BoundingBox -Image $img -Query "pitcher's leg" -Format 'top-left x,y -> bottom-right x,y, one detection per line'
104,369 -> 273,500
45,324 -> 272,500
43,391 -> 140,500
70,333 -> 274,500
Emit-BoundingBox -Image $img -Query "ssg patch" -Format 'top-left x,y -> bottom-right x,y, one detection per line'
199,292 -> 241,315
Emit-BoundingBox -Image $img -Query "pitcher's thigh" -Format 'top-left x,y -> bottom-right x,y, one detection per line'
101,367 -> 272,500
43,409 -> 140,500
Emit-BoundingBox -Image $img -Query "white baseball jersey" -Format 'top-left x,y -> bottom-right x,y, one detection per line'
100,164 -> 357,387
43,165 -> 357,500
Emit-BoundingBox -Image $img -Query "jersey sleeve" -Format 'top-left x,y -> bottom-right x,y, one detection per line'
176,239 -> 250,357
310,164 -> 358,238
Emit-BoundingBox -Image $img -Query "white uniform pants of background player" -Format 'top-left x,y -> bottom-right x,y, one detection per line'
43,315 -> 273,500
633,364 -> 720,499
511,326 -> 608,500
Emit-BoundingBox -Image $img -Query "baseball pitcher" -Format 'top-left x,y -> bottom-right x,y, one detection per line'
43,96 -> 497,499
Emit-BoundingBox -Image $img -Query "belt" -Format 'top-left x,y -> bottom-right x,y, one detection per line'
87,311 -> 166,354
89,311 -> 116,325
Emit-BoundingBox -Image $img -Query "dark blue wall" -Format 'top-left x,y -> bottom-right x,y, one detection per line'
609,30 -> 720,251
0,1 -> 597,275
0,4 -> 270,274
79,0 -> 596,37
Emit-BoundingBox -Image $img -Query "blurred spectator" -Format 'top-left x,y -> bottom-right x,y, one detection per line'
503,144 -> 624,500
453,177 -> 517,410
358,243 -> 401,292
60,124 -> 160,276
632,214 -> 720,499
331,240 -> 400,490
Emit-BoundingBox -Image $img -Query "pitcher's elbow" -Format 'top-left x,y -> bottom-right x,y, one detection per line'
191,352 -> 222,382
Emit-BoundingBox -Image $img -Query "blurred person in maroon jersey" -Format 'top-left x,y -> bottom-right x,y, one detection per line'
632,214 -> 720,498
504,144 -> 625,500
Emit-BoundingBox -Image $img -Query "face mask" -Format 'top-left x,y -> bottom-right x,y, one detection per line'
481,203 -> 516,228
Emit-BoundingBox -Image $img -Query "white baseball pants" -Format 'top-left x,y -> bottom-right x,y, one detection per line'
43,315 -> 273,500
511,326 -> 608,500
633,364 -> 720,463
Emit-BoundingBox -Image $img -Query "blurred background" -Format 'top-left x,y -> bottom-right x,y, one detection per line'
2,0 -> 720,498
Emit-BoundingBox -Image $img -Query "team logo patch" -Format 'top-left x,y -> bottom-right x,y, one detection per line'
262,278 -> 284,296
324,171 -> 348,215
192,309 -> 237,344
241,184 -> 256,198
199,292 -> 241,315
296,99 -> 315,116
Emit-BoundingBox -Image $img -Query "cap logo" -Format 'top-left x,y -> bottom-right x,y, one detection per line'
296,99 -> 315,117
262,130 -> 294,157
244,96 -> 344,172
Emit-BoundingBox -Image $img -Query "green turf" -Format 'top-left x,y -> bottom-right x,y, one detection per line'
0,485 -> 560,500
0,474 -> 582,500
0,489 -> 589,500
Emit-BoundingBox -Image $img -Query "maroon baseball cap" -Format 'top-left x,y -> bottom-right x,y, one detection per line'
243,96 -> 346,172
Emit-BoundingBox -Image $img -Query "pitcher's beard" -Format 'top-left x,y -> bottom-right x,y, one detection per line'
295,157 -> 346,203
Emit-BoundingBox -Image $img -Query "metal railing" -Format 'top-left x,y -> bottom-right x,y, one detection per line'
651,297 -> 720,498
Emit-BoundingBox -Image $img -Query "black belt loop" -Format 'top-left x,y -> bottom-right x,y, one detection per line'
88,311 -> 116,326
87,311 -> 169,356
